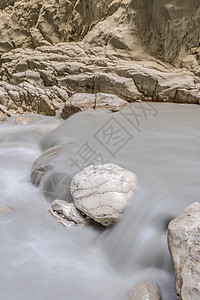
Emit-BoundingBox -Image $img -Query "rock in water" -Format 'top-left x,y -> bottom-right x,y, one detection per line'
95,93 -> 129,111
128,282 -> 161,300
61,93 -> 95,119
168,202 -> 200,300
70,164 -> 137,226
31,147 -> 63,186
60,93 -> 129,120
50,200 -> 89,228
0,206 -> 12,213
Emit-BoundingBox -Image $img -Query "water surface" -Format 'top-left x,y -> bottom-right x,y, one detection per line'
0,103 -> 200,300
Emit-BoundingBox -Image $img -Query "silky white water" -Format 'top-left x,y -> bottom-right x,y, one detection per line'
0,103 -> 200,300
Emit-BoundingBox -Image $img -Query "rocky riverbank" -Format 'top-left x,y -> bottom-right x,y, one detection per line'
0,0 -> 199,123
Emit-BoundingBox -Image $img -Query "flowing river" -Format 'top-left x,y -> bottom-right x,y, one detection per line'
0,102 -> 200,300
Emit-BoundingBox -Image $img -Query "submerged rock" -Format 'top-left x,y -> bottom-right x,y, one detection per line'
15,114 -> 33,125
0,206 -> 12,213
50,200 -> 89,227
168,202 -> 200,300
128,282 -> 161,300
70,164 -> 137,227
31,147 -> 63,186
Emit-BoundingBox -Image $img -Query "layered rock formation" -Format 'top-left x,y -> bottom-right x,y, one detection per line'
0,0 -> 199,122
0,0 -> 199,66
0,0 -> 121,55
0,81 -> 68,116
0,43 -> 199,123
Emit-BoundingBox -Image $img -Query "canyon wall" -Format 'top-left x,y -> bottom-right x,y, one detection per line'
0,0 -> 121,55
130,0 -> 200,65
0,0 -> 199,66
0,0 -> 200,122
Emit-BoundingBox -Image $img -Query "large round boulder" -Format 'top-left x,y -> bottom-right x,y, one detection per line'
70,164 -> 137,226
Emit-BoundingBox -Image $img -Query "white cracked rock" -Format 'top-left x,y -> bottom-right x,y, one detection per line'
50,200 -> 89,228
70,164 -> 137,226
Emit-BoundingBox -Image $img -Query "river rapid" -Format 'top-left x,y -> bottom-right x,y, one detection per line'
0,102 -> 200,300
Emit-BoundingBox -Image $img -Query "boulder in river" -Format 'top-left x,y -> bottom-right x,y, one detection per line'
70,164 -> 137,227
168,202 -> 200,300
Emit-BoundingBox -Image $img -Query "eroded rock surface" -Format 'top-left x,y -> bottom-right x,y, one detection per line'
1,46 -> 199,107
0,0 -> 121,55
131,0 -> 200,66
128,282 -> 161,300
0,0 -> 199,68
1,43 -> 139,100
168,202 -> 200,300
70,164 -> 137,226
0,81 -> 68,117
0,1 -> 199,123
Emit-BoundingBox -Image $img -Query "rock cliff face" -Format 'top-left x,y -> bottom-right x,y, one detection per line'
130,0 -> 200,65
0,0 -> 200,122
0,0 -> 199,66
0,0 -> 121,55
